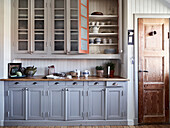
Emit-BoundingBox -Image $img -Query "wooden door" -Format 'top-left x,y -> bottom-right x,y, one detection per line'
138,18 -> 169,123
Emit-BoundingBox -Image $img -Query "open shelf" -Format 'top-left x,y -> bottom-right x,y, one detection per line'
89,33 -> 118,36
89,15 -> 118,20
89,25 -> 118,28
89,43 -> 118,46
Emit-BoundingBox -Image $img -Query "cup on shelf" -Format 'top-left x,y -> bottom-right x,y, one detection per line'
89,38 -> 95,44
100,22 -> 105,25
91,22 -> 95,26
108,39 -> 112,44
95,38 -> 101,44
102,38 -> 107,44
96,22 -> 100,26
107,21 -> 111,25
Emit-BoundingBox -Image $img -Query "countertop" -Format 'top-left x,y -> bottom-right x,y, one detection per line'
0,76 -> 129,81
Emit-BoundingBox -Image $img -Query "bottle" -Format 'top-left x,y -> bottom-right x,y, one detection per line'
107,66 -> 110,78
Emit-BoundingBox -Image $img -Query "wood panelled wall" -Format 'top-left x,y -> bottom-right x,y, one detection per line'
127,0 -> 170,28
20,59 -> 119,76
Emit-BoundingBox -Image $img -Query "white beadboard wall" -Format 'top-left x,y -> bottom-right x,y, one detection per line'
127,0 -> 170,28
20,59 -> 120,76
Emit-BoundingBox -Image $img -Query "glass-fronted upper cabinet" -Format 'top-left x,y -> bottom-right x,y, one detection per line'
16,0 -> 47,54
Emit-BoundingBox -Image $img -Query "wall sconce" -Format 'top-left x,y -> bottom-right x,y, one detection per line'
149,31 -> 157,36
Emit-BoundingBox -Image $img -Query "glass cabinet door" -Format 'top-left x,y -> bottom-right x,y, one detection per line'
17,0 -> 29,53
52,0 -> 65,53
70,0 -> 79,52
33,0 -> 46,53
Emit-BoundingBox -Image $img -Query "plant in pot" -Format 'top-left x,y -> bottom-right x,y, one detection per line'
106,62 -> 115,78
96,66 -> 104,77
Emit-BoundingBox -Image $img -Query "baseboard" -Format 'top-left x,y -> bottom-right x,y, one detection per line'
127,119 -> 134,125
0,120 -> 4,126
4,120 -> 128,126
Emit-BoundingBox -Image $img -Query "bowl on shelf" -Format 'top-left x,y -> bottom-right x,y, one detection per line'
91,12 -> 103,15
104,49 -> 117,54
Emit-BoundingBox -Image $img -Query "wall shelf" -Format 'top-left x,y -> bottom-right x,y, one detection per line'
89,33 -> 118,36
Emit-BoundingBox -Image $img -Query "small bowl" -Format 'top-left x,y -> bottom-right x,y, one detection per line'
104,49 -> 117,54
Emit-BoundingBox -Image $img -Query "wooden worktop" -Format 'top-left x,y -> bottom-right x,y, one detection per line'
0,76 -> 129,81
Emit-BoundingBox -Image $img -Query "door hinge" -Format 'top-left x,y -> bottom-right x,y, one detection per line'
121,91 -> 123,96
7,112 -> 10,117
7,91 -> 9,96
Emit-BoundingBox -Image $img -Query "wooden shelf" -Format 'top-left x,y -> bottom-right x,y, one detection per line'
89,33 -> 118,36
89,25 -> 118,27
89,43 -> 118,46
89,15 -> 118,20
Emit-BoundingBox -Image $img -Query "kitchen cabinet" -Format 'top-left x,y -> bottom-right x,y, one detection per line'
12,0 -> 89,58
4,80 -> 127,126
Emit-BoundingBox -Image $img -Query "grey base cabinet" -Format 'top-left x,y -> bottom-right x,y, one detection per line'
4,81 -> 127,126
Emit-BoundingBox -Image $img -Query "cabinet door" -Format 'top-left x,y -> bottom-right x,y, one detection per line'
52,0 -> 66,53
28,87 -> 44,120
48,87 -> 65,120
88,88 -> 105,120
106,88 -> 123,119
67,88 -> 84,120
8,87 -> 25,120
32,0 -> 47,53
78,0 -> 89,53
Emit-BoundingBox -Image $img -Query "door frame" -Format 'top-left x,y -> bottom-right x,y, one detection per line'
133,14 -> 170,124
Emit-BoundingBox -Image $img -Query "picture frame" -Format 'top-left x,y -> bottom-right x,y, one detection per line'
8,63 -> 22,78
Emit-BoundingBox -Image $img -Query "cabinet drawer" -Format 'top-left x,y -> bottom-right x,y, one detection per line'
66,81 -> 83,86
49,81 -> 66,86
89,81 -> 105,86
106,81 -> 123,87
26,81 -> 46,86
8,81 -> 26,86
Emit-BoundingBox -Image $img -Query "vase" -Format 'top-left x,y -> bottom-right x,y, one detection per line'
96,70 -> 104,77
110,70 -> 114,78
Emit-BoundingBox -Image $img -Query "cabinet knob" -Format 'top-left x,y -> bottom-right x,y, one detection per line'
15,82 -> 19,85
33,82 -> 37,85
25,88 -> 29,91
55,82 -> 59,85
112,82 -> 118,86
94,82 -> 99,85
73,82 -> 77,85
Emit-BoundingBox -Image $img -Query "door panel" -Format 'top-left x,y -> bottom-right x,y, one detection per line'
67,88 -> 84,120
138,18 -> 169,123
48,88 -> 65,120
9,88 -> 25,120
28,88 -> 44,120
88,88 -> 105,120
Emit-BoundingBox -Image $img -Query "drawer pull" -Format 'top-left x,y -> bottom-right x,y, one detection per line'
15,82 -> 19,85
73,82 -> 77,85
94,82 -> 99,85
55,82 -> 59,85
112,82 -> 118,86
33,82 -> 37,85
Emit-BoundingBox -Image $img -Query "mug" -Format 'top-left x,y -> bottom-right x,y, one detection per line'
102,38 -> 107,44
109,39 -> 112,44
91,22 -> 95,26
96,22 -> 100,26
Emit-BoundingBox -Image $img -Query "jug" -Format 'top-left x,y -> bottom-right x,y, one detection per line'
91,26 -> 100,33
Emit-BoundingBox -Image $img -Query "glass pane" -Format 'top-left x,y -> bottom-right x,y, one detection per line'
70,0 -> 78,8
55,41 -> 64,51
55,20 -> 64,29
18,41 -> 28,50
71,33 -> 78,40
81,5 -> 87,17
35,31 -> 44,40
35,41 -> 44,51
55,0 -> 64,8
18,20 -> 28,29
19,0 -> 28,8
71,10 -> 78,19
81,40 -> 87,51
71,41 -> 78,51
35,0 -> 44,8
71,20 -> 78,29
81,0 -> 87,6
55,34 -> 64,40
81,16 -> 87,28
18,9 -> 28,18
35,20 -> 44,29
18,30 -> 28,40
55,10 -> 64,19
35,10 -> 44,19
